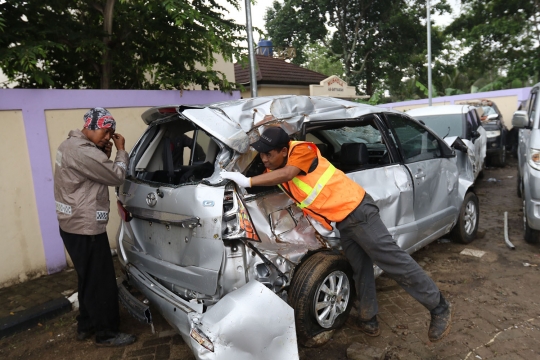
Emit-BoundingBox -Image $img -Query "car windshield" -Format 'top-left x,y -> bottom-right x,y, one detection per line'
482,106 -> 497,116
413,114 -> 463,138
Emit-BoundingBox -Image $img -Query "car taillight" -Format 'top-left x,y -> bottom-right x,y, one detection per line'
117,200 -> 132,222
158,107 -> 178,114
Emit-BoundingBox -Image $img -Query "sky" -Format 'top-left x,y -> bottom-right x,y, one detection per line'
220,0 -> 462,42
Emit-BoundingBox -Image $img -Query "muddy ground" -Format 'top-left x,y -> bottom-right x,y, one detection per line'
1,157 -> 540,360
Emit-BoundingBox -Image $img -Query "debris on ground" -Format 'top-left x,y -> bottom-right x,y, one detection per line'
460,249 -> 486,258
523,262 -> 538,267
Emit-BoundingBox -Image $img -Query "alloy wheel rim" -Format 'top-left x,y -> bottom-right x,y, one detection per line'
314,270 -> 350,328
464,200 -> 477,235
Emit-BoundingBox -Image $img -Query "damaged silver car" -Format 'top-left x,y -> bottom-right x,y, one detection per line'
115,96 -> 478,359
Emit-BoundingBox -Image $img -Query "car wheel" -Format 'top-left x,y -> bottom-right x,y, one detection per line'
288,251 -> 354,348
490,146 -> 506,167
451,192 -> 479,244
517,174 -> 522,198
523,200 -> 540,244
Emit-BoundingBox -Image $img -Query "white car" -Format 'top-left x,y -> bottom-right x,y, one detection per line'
116,96 -> 479,359
407,105 -> 487,181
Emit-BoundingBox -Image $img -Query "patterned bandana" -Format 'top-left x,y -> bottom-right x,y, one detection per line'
83,108 -> 116,131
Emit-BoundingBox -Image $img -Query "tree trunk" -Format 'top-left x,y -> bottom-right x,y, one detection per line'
101,0 -> 115,89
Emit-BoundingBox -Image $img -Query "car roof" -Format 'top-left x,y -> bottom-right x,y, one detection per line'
406,105 -> 474,117
143,96 -> 404,153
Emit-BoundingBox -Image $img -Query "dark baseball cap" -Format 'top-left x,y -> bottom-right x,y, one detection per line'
251,127 -> 290,153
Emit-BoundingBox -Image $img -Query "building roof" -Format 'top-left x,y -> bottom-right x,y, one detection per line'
234,55 -> 327,86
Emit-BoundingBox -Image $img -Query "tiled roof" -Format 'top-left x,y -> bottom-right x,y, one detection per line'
234,55 -> 327,86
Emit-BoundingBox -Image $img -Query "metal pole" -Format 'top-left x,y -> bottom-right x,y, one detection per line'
427,0 -> 432,106
245,0 -> 258,97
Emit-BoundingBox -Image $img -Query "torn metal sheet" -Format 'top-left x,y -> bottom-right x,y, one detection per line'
187,281 -> 299,360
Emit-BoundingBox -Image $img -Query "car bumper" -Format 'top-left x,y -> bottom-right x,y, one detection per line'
119,264 -> 204,349
486,136 -> 503,153
120,264 -> 299,360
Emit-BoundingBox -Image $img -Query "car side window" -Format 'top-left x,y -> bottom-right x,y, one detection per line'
472,110 -> 481,129
386,114 -> 441,163
528,92 -> 537,126
465,111 -> 477,135
305,117 -> 397,172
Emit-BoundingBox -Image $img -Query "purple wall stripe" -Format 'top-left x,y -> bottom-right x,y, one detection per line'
379,87 -> 533,109
0,89 -> 240,274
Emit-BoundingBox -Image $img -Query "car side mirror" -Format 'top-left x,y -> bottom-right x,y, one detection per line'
512,110 -> 529,128
450,137 -> 468,153
487,113 -> 498,120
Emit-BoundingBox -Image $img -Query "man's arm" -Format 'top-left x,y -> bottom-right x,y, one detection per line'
250,165 -> 301,186
71,146 -> 129,186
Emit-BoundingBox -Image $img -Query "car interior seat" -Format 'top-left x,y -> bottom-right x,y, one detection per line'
340,143 -> 373,172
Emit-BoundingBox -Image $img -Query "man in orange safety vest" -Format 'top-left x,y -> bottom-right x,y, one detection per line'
221,126 -> 452,342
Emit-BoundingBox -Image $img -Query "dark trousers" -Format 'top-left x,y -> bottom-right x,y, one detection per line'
337,194 -> 441,320
60,228 -> 119,334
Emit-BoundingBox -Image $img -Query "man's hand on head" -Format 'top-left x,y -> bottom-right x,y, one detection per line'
112,133 -> 125,151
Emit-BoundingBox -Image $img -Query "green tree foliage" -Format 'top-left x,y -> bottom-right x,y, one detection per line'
265,0 -> 450,97
446,0 -> 539,85
302,40 -> 345,77
0,0 -> 244,89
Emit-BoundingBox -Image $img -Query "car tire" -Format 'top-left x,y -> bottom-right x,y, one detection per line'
288,251 -> 354,348
451,192 -> 479,244
490,146 -> 506,167
523,200 -> 540,244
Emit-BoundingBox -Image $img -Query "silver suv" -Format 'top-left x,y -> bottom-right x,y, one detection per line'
116,96 -> 478,359
513,83 -> 540,243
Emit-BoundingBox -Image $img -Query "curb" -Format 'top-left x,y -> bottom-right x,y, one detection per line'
0,297 -> 72,338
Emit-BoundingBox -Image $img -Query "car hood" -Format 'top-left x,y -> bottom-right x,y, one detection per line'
142,96 -> 393,154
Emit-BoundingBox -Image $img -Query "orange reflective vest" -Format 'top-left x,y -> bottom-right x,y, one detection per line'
278,141 -> 365,230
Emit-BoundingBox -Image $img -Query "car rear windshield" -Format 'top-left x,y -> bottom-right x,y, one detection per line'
413,114 -> 463,138
128,120 -> 218,186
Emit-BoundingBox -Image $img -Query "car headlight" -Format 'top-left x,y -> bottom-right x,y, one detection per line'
485,130 -> 501,138
529,148 -> 540,170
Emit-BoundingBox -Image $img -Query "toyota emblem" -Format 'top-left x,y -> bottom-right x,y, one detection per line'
146,192 -> 157,207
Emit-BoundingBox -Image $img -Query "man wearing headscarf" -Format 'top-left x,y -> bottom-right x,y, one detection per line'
54,108 -> 136,346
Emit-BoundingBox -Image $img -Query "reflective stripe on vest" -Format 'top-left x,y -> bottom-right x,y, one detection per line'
280,163 -> 336,209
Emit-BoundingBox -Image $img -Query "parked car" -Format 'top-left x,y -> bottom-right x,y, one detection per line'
513,83 -> 540,243
470,99 -> 508,166
406,105 -> 487,180
115,96 -> 478,359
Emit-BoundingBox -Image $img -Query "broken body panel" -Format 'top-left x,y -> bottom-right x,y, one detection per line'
116,96 -> 475,359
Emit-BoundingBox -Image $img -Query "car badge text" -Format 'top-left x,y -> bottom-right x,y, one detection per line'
146,192 -> 157,207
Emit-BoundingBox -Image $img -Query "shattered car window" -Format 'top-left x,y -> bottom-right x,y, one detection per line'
323,126 -> 381,145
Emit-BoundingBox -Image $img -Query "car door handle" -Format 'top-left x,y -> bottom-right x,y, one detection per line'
414,171 -> 426,179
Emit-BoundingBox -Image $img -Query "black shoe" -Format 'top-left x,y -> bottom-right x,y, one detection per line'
95,332 -> 137,347
353,315 -> 381,337
77,329 -> 95,341
428,294 -> 452,342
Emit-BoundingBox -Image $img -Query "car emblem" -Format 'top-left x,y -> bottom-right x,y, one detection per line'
203,200 -> 215,207
146,192 -> 157,207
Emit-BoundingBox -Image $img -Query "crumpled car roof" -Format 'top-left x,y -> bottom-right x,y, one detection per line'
178,95 -> 401,153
